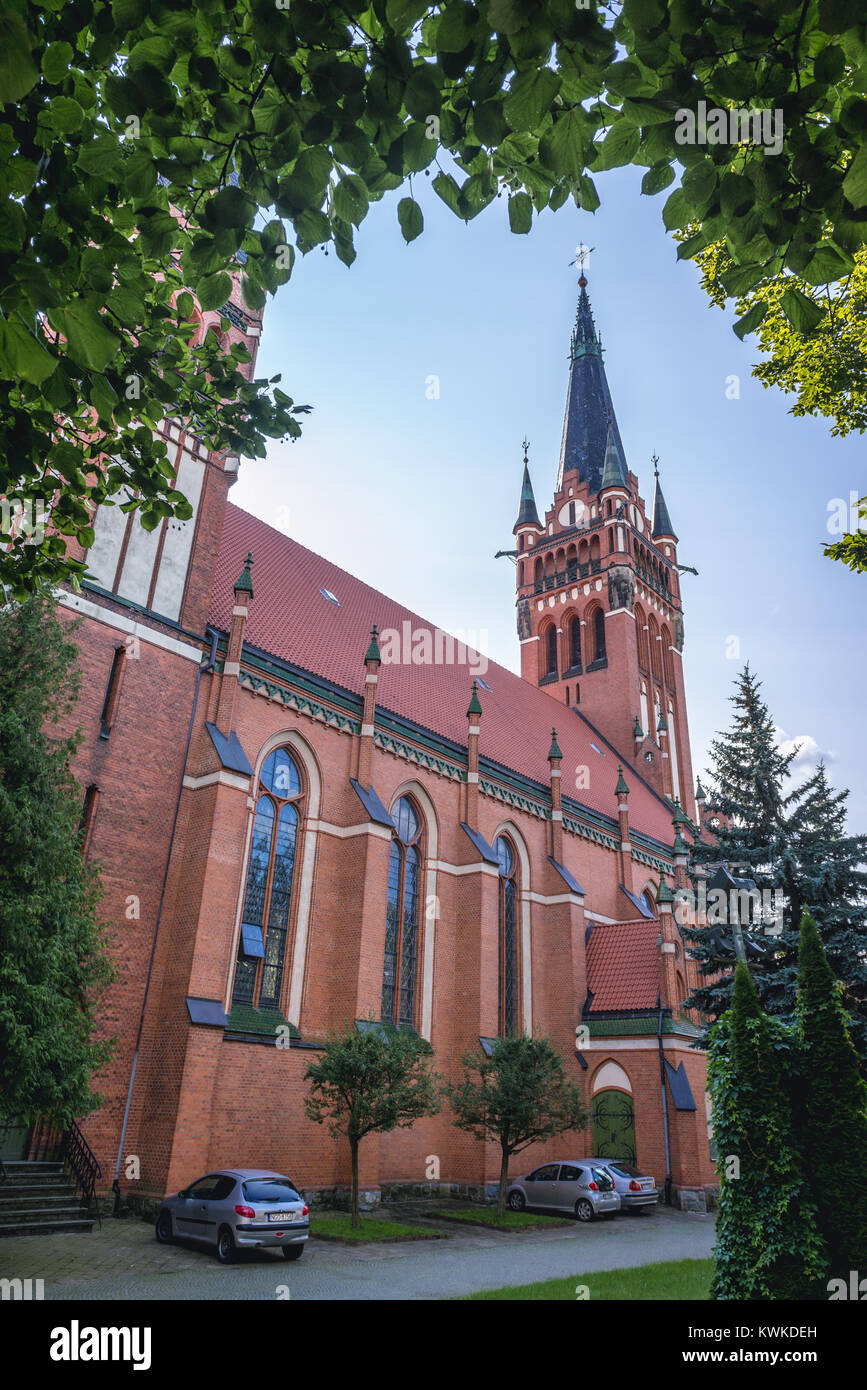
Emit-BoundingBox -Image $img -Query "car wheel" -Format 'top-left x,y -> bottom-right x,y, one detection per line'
507,1191 -> 526,1212
155,1210 -> 174,1243
216,1226 -> 236,1263
575,1199 -> 594,1223
282,1245 -> 304,1261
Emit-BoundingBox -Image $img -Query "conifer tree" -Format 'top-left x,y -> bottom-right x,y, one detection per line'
708,964 -> 827,1301
684,666 -> 794,1024
0,594 -> 114,1129
795,914 -> 867,1279
767,768 -> 867,1058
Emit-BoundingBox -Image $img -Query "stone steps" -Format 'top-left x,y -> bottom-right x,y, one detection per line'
0,1161 -> 93,1237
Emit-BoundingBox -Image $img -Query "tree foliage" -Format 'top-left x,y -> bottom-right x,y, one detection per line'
6,0 -> 867,592
707,965 -> 827,1301
0,592 -> 114,1127
303,1021 -> 441,1226
447,1034 -> 588,1217
795,913 -> 867,1279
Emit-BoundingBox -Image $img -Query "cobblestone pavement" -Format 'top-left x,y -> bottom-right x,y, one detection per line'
0,1203 -> 715,1300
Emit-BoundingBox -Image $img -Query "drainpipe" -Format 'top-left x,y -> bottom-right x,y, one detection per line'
657,995 -> 673,1206
112,626 -> 220,1201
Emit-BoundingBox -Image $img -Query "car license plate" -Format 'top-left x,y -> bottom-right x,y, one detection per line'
268,1212 -> 294,1223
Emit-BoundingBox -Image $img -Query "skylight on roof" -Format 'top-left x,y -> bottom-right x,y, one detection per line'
319,588 -> 340,605
590,742 -> 605,756
477,678 -> 492,692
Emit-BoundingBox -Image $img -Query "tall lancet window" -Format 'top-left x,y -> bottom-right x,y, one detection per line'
232,747 -> 303,1010
495,836 -> 519,1037
382,796 -> 422,1027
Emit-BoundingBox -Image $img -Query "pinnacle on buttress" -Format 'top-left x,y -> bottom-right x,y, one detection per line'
466,681 -> 483,718
233,551 -> 254,598
364,623 -> 381,664
651,456 -> 678,542
513,439 -> 542,532
695,777 -> 707,803
656,868 -> 675,906
548,727 -> 563,761
615,765 -> 630,797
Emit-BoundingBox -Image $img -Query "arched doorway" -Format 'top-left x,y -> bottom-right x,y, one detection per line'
592,1089 -> 637,1163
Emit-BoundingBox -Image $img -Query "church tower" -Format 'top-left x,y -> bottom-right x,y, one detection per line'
512,271 -> 697,820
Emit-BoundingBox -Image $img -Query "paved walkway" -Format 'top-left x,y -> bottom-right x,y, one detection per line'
0,1204 -> 715,1300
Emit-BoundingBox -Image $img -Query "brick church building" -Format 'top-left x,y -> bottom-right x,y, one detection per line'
52,266 -> 719,1211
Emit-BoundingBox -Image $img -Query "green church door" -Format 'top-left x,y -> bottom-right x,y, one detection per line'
592,1090 -> 637,1163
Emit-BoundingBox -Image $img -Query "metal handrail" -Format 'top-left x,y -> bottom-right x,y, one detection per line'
60,1120 -> 103,1228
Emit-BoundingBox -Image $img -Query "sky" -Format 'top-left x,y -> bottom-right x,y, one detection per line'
231,163 -> 866,831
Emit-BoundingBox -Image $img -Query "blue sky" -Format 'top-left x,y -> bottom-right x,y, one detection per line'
232,164 -> 866,831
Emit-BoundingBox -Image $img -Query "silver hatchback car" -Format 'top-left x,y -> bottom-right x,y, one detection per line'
155,1169 -> 309,1262
507,1160 -> 621,1222
588,1158 -> 659,1211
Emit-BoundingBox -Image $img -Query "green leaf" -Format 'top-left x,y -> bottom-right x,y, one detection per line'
397,197 -> 423,243
593,121 -> 640,172
39,96 -> 85,134
542,110 -> 585,177
42,42 -> 74,85
733,303 -> 768,340
332,175 -> 369,227
508,191 -> 532,234
503,69 -> 560,132
385,0 -> 428,28
780,287 -> 825,334
0,319 -> 56,385
196,272 -> 233,312
0,13 -> 38,106
432,172 -> 461,215
47,298 -> 120,372
77,131 -> 122,179
801,243 -> 854,285
641,161 -> 675,196
842,146 -> 867,210
661,186 -> 692,232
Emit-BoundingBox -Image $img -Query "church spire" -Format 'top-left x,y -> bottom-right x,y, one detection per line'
600,422 -> 628,492
651,455 -> 678,541
513,439 -> 542,532
557,267 -> 628,495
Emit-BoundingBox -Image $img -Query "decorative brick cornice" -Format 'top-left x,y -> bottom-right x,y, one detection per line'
374,730 -> 465,781
238,670 -> 360,735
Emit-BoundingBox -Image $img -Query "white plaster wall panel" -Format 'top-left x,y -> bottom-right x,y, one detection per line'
149,449 -> 205,620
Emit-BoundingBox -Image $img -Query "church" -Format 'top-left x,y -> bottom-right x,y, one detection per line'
50,262 -> 719,1213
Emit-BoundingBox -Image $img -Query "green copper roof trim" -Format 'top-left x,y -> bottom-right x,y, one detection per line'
548,727 -> 563,761
586,1015 -> 701,1038
364,623 -> 382,663
656,869 -> 675,904
467,681 -> 483,717
672,828 -> 689,856
234,551 -> 254,597
695,777 -> 707,802
224,1004 -> 300,1040
633,717 -> 644,739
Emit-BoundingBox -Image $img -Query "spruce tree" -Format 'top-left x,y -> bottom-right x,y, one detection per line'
684,666 -> 794,1024
0,593 -> 114,1129
708,964 -> 827,1300
767,767 -> 867,1058
795,914 -> 867,1279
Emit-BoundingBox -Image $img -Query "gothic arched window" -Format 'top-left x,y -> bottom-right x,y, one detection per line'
381,795 -> 423,1028
570,615 -> 582,670
495,836 -> 519,1037
545,624 -> 558,676
232,746 -> 303,1010
593,607 -> 606,662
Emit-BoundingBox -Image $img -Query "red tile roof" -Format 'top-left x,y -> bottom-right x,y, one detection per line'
586,920 -> 661,1012
210,504 -> 675,845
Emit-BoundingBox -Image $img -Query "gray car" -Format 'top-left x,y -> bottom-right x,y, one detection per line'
506,1160 -> 621,1222
155,1169 -> 309,1262
588,1158 -> 659,1211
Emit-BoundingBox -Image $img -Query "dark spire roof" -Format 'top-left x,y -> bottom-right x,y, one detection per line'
557,277 -> 628,495
651,458 -> 678,540
513,443 -> 542,531
600,423 -> 628,491
234,551 -> 254,597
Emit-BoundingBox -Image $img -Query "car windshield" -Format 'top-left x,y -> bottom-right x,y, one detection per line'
608,1163 -> 641,1179
242,1179 -> 300,1204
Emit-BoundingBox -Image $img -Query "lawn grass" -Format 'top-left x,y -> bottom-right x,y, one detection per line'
430,1207 -> 573,1231
462,1258 -> 714,1300
310,1213 -> 445,1243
